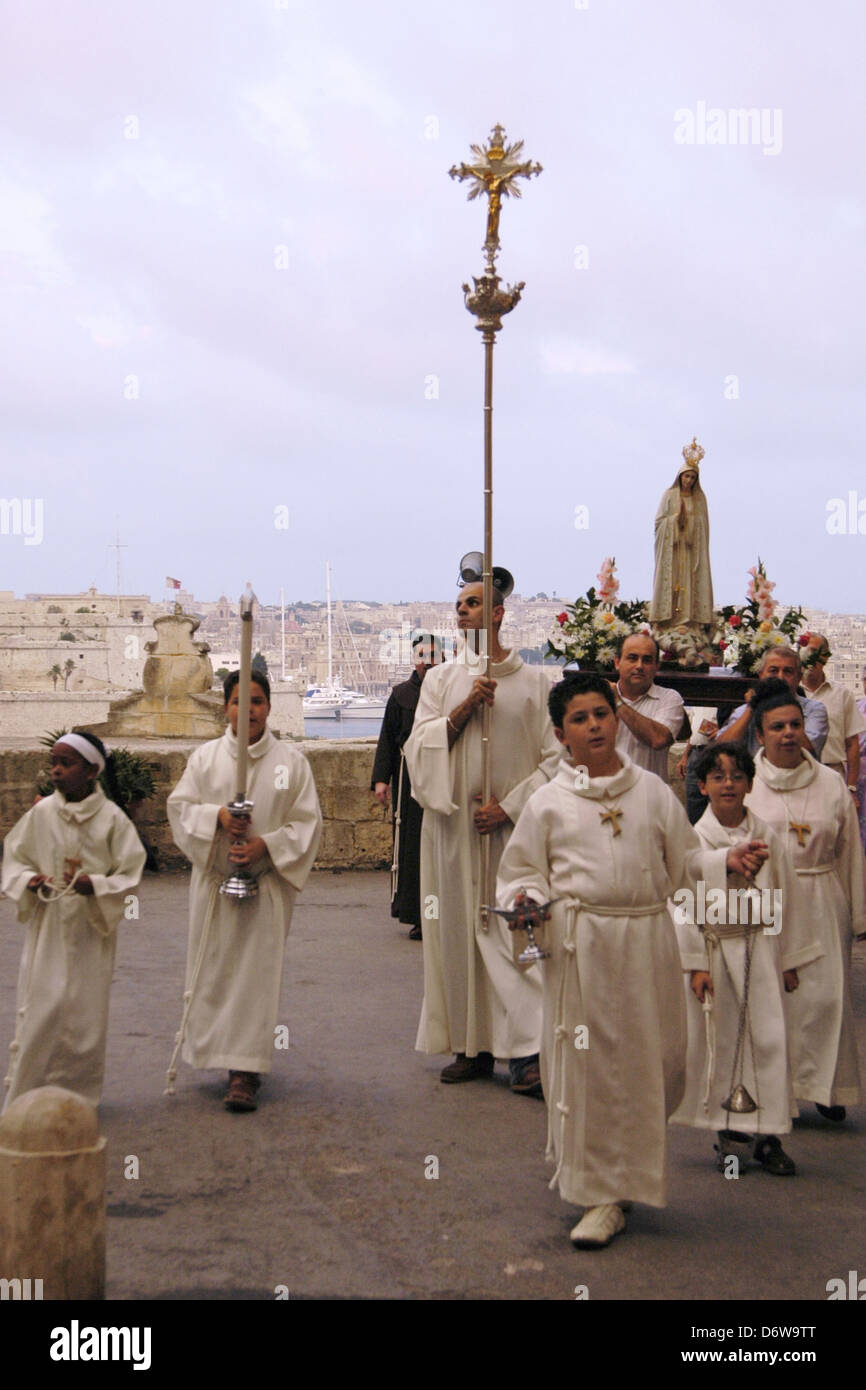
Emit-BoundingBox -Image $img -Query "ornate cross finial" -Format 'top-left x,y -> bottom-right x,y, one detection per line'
450,125 -> 542,271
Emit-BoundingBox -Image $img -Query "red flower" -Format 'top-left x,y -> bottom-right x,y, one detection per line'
798,633 -> 810,646
719,640 -> 728,650
556,612 -> 568,625
729,615 -> 742,628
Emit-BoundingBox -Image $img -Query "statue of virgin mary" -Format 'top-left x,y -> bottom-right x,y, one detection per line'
649,437 -> 714,630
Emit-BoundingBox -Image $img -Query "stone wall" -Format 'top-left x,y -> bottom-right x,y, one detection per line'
0,691 -> 122,736
0,740 -> 689,873
0,740 -> 392,872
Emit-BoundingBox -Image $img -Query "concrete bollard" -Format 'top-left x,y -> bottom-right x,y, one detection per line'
0,1086 -> 106,1300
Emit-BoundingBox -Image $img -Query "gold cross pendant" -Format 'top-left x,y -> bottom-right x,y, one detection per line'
600,807 -> 623,836
789,821 -> 811,848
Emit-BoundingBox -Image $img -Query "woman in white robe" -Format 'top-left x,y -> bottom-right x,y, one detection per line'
2,777 -> 146,1109
166,723 -> 322,1087
671,803 -> 821,1139
745,689 -> 865,1113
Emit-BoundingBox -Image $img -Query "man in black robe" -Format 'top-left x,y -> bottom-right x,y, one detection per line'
372,634 -> 441,939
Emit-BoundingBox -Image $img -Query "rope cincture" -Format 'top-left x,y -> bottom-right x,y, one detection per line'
164,877 -> 220,1096
390,749 -> 405,905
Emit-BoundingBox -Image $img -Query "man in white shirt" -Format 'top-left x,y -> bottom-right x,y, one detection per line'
802,633 -> 865,802
611,632 -> 686,783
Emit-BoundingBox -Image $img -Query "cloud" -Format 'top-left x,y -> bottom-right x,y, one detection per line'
539,336 -> 636,377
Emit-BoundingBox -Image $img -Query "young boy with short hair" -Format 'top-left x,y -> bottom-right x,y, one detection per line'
670,741 -> 820,1175
496,675 -> 768,1249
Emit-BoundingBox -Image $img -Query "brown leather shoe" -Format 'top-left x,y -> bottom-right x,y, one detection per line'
440,1052 -> 495,1084
510,1060 -> 543,1098
224,1071 -> 261,1111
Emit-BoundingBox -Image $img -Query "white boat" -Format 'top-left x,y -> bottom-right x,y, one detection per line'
302,686 -> 344,718
338,691 -> 387,718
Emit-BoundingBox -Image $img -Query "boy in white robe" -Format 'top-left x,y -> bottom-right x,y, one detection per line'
670,741 -> 822,1175
166,672 -> 322,1111
744,680 -> 865,1122
496,675 -> 769,1249
2,733 -> 146,1109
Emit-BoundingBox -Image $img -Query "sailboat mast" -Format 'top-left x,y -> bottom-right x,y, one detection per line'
326,561 -> 333,686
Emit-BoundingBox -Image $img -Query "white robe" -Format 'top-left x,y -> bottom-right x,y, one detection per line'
404,644 -> 562,1058
167,727 -> 322,1074
496,757 -> 717,1209
670,806 -> 821,1135
746,751 -> 864,1107
1,788 -> 146,1108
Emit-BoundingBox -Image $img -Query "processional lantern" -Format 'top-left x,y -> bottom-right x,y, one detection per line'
449,125 -> 542,926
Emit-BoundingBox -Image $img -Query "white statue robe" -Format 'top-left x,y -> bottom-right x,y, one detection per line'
496,757 -> 718,1209
746,751 -> 864,1107
167,727 -> 322,1074
404,644 -> 562,1059
1,788 -> 146,1108
670,806 -> 822,1136
650,484 -> 714,626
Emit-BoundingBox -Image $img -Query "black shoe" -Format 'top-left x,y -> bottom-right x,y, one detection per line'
408,925 -> 422,940
753,1135 -> 796,1175
816,1103 -> 846,1122
440,1052 -> 495,1083
714,1130 -> 753,1173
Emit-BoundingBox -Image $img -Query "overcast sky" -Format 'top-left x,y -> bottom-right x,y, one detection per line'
1,0 -> 863,613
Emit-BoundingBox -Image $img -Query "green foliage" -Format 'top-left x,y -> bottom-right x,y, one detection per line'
110,749 -> 156,807
252,651 -> 269,676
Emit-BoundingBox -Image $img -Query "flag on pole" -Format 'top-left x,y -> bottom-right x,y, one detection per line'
165,577 -> 182,589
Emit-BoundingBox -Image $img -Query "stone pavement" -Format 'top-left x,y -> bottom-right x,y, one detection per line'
0,869 -> 864,1302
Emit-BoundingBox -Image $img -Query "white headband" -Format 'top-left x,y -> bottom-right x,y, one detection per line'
55,733 -> 105,773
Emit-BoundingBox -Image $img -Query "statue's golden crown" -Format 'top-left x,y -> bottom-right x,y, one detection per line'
682,436 -> 705,470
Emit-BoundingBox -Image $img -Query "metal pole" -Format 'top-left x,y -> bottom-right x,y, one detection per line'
480,331 -> 494,927
449,125 -> 541,934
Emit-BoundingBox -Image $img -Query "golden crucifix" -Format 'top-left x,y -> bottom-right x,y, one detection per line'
450,125 -> 542,927
600,808 -> 624,836
789,821 -> 811,848
449,124 -> 542,271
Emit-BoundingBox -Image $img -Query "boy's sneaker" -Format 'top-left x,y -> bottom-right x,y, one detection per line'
570,1204 -> 626,1249
714,1130 -> 754,1173
753,1135 -> 796,1176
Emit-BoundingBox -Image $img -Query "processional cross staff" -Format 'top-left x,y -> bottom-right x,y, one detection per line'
449,125 -> 542,926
